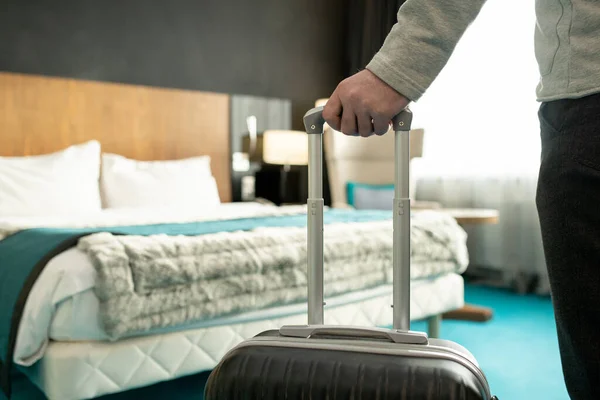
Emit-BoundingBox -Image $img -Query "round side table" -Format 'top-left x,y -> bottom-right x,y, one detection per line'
440,208 -> 499,322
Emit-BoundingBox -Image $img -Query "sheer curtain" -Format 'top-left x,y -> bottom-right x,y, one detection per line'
408,0 -> 549,293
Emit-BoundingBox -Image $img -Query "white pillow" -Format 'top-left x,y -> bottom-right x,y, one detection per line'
100,154 -> 221,210
0,141 -> 102,217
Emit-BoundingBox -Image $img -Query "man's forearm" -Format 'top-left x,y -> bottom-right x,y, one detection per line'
367,0 -> 488,101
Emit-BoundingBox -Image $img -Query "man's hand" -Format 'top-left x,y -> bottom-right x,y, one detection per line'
323,69 -> 410,137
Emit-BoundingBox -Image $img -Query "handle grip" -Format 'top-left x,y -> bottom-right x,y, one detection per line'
302,105 -> 413,134
279,325 -> 428,345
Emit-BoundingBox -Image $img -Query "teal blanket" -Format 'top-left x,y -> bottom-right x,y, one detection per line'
0,209 -> 392,397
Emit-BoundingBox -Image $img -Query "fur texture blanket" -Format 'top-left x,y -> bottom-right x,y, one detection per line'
78,213 -> 468,339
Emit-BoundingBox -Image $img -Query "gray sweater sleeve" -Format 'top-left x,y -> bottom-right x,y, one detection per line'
366,0 -> 488,101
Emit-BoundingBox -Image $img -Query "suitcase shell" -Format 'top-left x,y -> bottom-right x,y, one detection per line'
205,107 -> 497,400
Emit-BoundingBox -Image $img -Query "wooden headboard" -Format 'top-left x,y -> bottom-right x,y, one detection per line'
0,72 -> 232,202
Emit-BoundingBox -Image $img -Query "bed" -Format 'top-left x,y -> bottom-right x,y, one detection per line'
0,72 -> 468,400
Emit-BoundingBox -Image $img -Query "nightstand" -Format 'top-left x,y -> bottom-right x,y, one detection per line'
254,164 -> 307,206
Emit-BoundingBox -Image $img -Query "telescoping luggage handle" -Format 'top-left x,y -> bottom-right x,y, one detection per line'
279,105 -> 428,345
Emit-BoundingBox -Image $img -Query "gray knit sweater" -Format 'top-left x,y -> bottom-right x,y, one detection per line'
367,0 -> 600,103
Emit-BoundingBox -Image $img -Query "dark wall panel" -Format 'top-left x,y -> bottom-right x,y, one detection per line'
0,0 -> 347,129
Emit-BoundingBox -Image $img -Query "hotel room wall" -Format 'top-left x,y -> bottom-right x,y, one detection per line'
0,0 -> 348,131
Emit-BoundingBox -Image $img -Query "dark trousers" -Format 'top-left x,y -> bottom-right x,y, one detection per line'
536,93 -> 600,399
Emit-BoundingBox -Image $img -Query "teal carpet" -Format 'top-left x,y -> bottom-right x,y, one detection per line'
11,285 -> 569,399
411,285 -> 569,400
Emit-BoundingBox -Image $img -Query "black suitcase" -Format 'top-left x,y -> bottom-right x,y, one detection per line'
205,106 -> 497,400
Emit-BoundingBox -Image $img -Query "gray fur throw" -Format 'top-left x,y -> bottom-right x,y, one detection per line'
77,213 -> 468,339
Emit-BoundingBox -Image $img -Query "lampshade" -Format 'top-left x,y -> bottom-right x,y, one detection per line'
243,130 -> 309,166
263,130 -> 309,165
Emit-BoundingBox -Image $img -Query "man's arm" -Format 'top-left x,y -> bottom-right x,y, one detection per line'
367,0 -> 488,101
323,0 -> 488,136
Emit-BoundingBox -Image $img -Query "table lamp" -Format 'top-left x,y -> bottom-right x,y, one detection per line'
243,129 -> 309,205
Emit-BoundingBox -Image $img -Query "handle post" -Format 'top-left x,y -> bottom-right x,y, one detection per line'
392,110 -> 413,331
303,106 -> 325,325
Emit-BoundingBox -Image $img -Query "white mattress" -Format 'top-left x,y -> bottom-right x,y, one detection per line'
21,272 -> 464,400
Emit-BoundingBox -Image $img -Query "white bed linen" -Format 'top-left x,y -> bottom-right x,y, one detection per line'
0,201 -> 305,241
0,141 -> 102,217
12,202 -> 308,367
21,273 -> 464,400
100,154 -> 220,210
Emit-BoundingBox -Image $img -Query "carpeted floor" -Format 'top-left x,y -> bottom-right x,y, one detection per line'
410,285 -> 569,400
12,285 -> 569,399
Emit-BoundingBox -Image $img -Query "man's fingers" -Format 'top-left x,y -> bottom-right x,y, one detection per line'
322,69 -> 410,137
373,117 -> 391,136
322,93 -> 343,132
340,107 -> 358,136
357,113 -> 374,137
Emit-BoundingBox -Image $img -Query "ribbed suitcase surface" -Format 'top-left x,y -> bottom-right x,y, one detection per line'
205,331 -> 486,400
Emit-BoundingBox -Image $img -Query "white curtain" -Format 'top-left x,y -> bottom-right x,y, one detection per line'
409,0 -> 550,293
